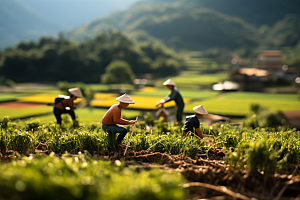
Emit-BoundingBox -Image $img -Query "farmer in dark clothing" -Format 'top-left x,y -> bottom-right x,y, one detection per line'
156,79 -> 185,123
53,87 -> 83,126
183,105 -> 214,140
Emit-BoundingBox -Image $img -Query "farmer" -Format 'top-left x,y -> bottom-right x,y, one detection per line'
183,105 -> 214,139
102,93 -> 137,150
53,87 -> 83,126
156,79 -> 185,123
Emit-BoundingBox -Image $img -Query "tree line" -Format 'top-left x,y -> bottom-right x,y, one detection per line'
0,30 -> 182,84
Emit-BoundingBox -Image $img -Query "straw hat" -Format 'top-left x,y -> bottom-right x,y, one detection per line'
163,79 -> 175,86
68,87 -> 83,98
193,105 -> 208,115
116,93 -> 135,104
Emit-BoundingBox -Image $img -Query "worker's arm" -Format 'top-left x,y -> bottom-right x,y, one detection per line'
156,89 -> 177,106
195,128 -> 215,140
195,128 -> 203,139
113,110 -> 135,125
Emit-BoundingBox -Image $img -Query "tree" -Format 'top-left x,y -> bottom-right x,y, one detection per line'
152,58 -> 180,77
101,60 -> 135,84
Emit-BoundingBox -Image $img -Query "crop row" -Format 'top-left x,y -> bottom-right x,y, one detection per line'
1,118 -> 299,169
0,153 -> 186,200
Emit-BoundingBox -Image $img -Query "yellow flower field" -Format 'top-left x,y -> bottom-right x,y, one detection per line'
138,87 -> 157,92
93,93 -> 118,99
18,94 -> 82,104
17,93 -> 190,110
91,93 -> 191,109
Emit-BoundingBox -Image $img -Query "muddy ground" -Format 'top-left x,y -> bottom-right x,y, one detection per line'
1,148 -> 300,200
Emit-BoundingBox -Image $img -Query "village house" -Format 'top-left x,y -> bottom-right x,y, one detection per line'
230,67 -> 271,91
229,50 -> 298,91
256,50 -> 283,72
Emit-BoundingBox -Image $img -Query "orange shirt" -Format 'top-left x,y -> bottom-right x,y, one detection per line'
54,98 -> 76,110
102,104 -> 131,125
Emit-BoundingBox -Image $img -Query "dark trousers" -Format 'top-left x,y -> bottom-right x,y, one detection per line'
102,124 -> 127,142
53,107 -> 76,125
176,103 -> 185,122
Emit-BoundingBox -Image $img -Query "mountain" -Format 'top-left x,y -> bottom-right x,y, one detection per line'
65,0 -> 300,51
0,0 -> 140,49
20,0 -> 140,28
0,0 -> 61,48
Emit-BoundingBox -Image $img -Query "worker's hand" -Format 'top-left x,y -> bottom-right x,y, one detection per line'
155,101 -> 161,107
130,120 -> 137,124
156,100 -> 165,107
206,135 -> 216,142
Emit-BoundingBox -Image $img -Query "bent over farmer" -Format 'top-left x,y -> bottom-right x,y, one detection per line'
53,87 -> 83,126
183,105 -> 213,139
102,93 -> 137,149
156,79 -> 185,123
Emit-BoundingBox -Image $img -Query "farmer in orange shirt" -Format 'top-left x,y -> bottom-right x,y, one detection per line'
102,93 -> 137,149
53,87 -> 83,126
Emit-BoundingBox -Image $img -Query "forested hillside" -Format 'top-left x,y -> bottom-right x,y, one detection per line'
0,31 -> 181,83
65,0 -> 300,51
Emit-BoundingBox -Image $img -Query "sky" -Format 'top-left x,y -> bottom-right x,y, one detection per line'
20,0 -> 141,28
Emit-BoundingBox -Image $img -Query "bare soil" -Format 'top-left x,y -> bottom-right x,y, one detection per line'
0,102 -> 42,108
95,148 -> 300,200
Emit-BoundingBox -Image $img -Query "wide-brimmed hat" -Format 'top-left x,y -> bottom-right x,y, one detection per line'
116,93 -> 135,104
193,105 -> 208,115
68,87 -> 83,98
163,79 -> 175,86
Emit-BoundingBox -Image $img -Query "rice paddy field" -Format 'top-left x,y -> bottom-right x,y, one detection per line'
185,92 -> 300,116
0,86 -> 299,124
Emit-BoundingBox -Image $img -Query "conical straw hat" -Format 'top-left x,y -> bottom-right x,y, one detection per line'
193,105 -> 208,115
163,79 -> 175,86
116,93 -> 135,104
68,87 -> 83,98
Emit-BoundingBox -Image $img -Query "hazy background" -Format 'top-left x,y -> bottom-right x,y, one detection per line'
21,0 -> 140,28
0,0 -> 140,47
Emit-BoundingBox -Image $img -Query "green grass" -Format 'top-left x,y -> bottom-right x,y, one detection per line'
88,84 -> 135,91
132,88 -> 219,100
162,71 -> 228,86
0,93 -> 28,102
184,92 -> 300,115
23,107 -> 141,124
0,106 -> 52,120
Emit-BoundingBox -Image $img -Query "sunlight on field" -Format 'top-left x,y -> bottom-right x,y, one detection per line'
0,106 -> 52,119
138,87 -> 157,92
91,94 -> 191,110
0,93 -> 27,102
94,93 -> 117,99
18,94 -> 82,103
157,72 -> 228,87
185,92 -> 300,116
23,108 -> 141,124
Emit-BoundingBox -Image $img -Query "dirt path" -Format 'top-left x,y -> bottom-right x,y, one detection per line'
0,102 -> 43,108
